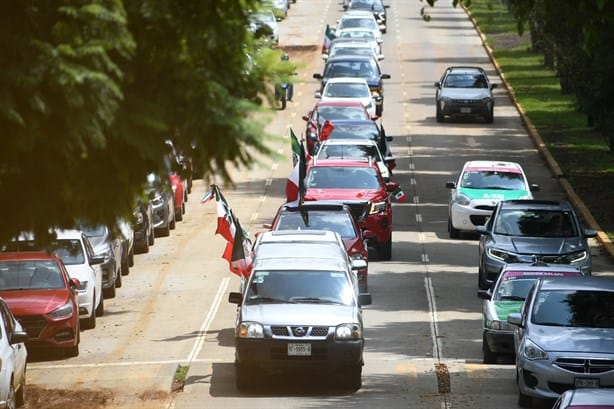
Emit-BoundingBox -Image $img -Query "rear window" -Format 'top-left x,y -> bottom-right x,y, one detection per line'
306,166 -> 380,189
275,211 -> 357,239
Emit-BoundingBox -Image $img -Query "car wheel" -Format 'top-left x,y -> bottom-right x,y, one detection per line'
518,391 -> 533,408
158,218 -> 171,237
115,268 -> 122,288
482,334 -> 497,364
376,238 -> 392,261
135,237 -> 149,254
477,267 -> 489,290
175,207 -> 183,222
486,107 -> 494,124
103,283 -> 116,299
436,105 -> 444,123
15,374 -> 25,408
341,366 -> 362,391
81,304 -> 96,330
95,292 -> 104,317
448,218 -> 460,239
128,246 -> 134,267
170,211 -> 176,230
235,364 -> 254,390
121,254 -> 130,276
7,380 -> 16,409
148,228 -> 155,246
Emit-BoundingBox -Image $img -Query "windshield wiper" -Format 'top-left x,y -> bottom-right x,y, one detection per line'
498,295 -> 526,301
289,297 -> 344,304
247,296 -> 293,304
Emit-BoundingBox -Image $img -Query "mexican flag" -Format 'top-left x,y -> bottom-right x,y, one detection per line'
285,129 -> 307,203
392,187 -> 408,202
322,24 -> 336,54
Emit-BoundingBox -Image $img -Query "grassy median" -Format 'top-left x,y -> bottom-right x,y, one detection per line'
465,0 -> 614,238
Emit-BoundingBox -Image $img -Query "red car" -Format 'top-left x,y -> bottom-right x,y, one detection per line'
269,200 -> 371,293
168,172 -> 186,221
0,252 -> 81,357
304,159 -> 398,260
302,100 -> 375,154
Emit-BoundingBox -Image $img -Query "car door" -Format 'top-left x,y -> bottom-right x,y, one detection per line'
83,234 -> 103,307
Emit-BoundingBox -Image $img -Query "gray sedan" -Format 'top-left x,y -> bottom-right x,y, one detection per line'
508,276 -> 614,407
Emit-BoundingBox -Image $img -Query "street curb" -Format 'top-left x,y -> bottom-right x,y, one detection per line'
463,6 -> 614,262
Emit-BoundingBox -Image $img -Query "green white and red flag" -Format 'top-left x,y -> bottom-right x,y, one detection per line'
392,187 -> 408,202
285,129 -> 307,203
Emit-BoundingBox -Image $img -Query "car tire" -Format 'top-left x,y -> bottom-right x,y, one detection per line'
477,267 -> 489,290
148,228 -> 155,246
115,268 -> 122,288
235,364 -> 254,390
376,238 -> 392,261
135,237 -> 149,254
103,283 -> 116,299
175,207 -> 183,222
170,211 -> 176,230
121,254 -> 130,276
482,334 -> 497,364
158,219 -> 171,237
341,366 -> 362,391
95,292 -> 104,317
448,218 -> 460,239
436,105 -> 444,123
486,108 -> 494,124
518,391 -> 533,408
81,305 -> 96,330
16,375 -> 25,407
128,246 -> 134,267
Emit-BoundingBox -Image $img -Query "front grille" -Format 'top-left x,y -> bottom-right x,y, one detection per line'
555,358 -> 614,374
450,99 -> 483,105
271,326 -> 289,336
475,205 -> 496,211
16,315 -> 48,338
270,346 -> 328,360
311,327 -> 330,337
470,215 -> 488,226
270,326 -> 330,338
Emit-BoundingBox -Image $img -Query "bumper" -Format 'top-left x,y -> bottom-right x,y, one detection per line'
235,338 -> 364,372
450,203 -> 493,231
361,212 -> 392,245
483,329 -> 515,355
77,286 -> 95,318
440,100 -> 493,118
21,316 -> 79,350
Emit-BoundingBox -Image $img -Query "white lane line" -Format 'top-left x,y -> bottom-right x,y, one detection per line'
259,195 -> 266,203
271,163 -> 278,171
250,213 -> 258,221
425,277 -> 443,361
185,277 -> 230,363
416,214 -> 422,223
265,178 -> 272,186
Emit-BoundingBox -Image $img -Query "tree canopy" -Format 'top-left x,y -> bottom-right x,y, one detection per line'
0,0 -> 291,244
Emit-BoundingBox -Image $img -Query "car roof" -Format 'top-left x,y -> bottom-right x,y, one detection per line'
253,256 -> 350,272
446,66 -> 487,75
257,229 -> 342,244
324,119 -> 378,126
315,100 -> 368,108
499,199 -> 572,211
341,10 -> 377,18
320,138 -> 378,146
326,55 -> 378,63
500,263 -> 582,278
462,160 -> 524,173
0,252 -> 59,261
309,158 -> 375,168
325,77 -> 370,84
537,276 -> 614,292
280,201 -> 351,212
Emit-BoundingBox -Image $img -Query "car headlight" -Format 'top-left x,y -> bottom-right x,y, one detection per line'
486,319 -> 512,331
47,301 -> 74,320
77,281 -> 88,291
487,248 -> 517,263
238,322 -> 264,339
454,193 -> 471,206
350,253 -> 365,260
568,250 -> 588,263
370,201 -> 387,214
522,338 -> 548,360
335,323 -> 362,340
134,211 -> 144,225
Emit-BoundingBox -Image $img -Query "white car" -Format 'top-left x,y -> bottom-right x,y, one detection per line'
335,28 -> 382,54
53,230 -> 105,330
315,138 -> 394,181
248,10 -> 279,44
445,160 -> 539,238
315,77 -> 379,118
335,10 -> 382,44
324,41 -> 384,61
0,298 -> 27,408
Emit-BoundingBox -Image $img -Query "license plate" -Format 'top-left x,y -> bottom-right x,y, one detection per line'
460,107 -> 471,113
287,343 -> 311,356
575,378 -> 599,388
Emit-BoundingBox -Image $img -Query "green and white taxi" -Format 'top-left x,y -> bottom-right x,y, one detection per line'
445,160 -> 539,238
477,262 -> 582,364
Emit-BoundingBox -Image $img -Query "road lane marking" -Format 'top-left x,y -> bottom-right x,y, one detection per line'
425,277 -> 443,360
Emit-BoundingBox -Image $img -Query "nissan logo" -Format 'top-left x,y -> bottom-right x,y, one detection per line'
293,327 -> 306,337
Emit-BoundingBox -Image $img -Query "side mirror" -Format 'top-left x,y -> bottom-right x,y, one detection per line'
351,259 -> 368,271
358,293 -> 372,306
584,228 -> 598,238
381,73 -> 391,79
385,135 -> 393,142
434,81 -> 441,88
491,83 -> 498,90
70,277 -> 81,289
228,292 -> 243,305
530,184 -> 540,192
313,73 -> 323,79
477,289 -> 492,300
445,181 -> 456,189
90,255 -> 105,265
322,54 -> 329,61
10,331 -> 29,345
507,312 -> 522,327
377,54 -> 384,61
302,114 -> 309,121
476,225 -> 489,235
314,91 -> 322,99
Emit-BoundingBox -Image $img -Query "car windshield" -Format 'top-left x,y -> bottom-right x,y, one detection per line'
245,270 -> 354,305
316,106 -> 368,122
325,60 -> 378,78
324,82 -> 369,98
3,239 -> 85,265
494,278 -> 540,301
532,290 -> 614,328
328,123 -> 380,140
338,30 -> 376,41
317,143 -> 382,162
338,18 -> 378,30
460,170 -> 526,190
444,73 -> 488,88
0,260 -> 65,290
493,209 -> 577,237
81,225 -> 107,237
351,0 -> 385,12
330,47 -> 375,58
275,211 -> 358,239
306,166 -> 380,189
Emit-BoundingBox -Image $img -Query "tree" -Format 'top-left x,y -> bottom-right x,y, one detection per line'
0,0 -> 288,245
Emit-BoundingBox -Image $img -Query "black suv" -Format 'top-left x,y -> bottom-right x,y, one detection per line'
476,200 -> 597,290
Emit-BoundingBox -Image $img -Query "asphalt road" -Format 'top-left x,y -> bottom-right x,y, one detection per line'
26,1 -> 613,408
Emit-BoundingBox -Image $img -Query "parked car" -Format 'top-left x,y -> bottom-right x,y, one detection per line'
5,230 -> 104,330
313,55 -> 390,116
324,41 -> 384,61
445,160 -> 539,238
0,297 -> 27,408
477,262 -> 583,364
133,198 -> 155,254
302,100 -> 374,154
552,388 -> 614,409
304,159 -> 398,260
0,252 -> 81,357
81,224 -> 123,299
315,138 -> 395,181
269,201 -> 371,292
146,173 -> 176,237
434,66 -> 497,123
334,10 -> 382,43
348,0 -> 389,32
507,276 -> 614,407
477,200 -> 597,290
323,37 -> 381,60
248,10 -> 280,44
228,230 -> 370,391
320,119 -> 392,162
117,218 -> 134,276
315,77 -> 380,118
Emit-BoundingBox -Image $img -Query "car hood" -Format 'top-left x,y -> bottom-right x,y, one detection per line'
65,264 -> 94,282
439,88 -> 491,100
459,187 -> 530,201
321,96 -> 373,107
0,290 -> 70,315
493,300 -> 524,321
323,76 -> 381,87
305,188 -> 385,202
493,236 -> 586,255
241,303 -> 359,326
530,326 -> 614,354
